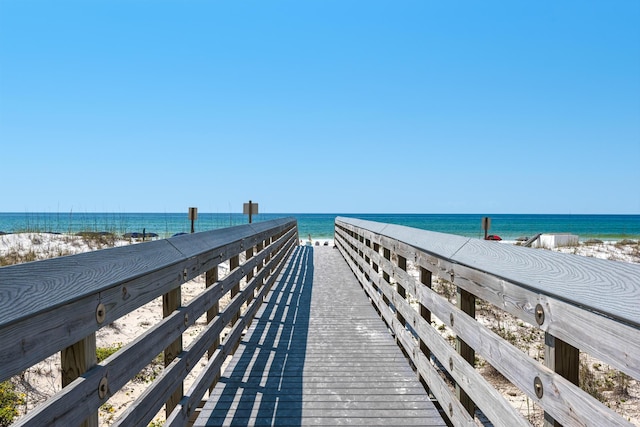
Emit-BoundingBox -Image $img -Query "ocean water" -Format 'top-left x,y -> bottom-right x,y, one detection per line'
1,212 -> 639,242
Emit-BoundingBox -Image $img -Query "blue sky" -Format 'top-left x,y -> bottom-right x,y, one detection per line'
1,1 -> 638,214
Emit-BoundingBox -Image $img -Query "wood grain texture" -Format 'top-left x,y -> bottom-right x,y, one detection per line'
335,220 -> 637,427
0,219 -> 296,383
4,220 -> 297,426
115,245 -> 291,427
112,234 -> 297,427
0,239 -> 183,324
337,234 -> 528,427
341,250 -> 477,427
61,333 -> 98,427
456,287 -> 475,416
165,240 -> 296,427
544,333 -> 579,427
163,286 -> 183,416
0,219 -> 296,327
193,245 -> 446,427
337,218 -> 640,378
337,217 -> 640,327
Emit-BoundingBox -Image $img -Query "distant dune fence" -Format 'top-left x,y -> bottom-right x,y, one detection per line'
335,216 -> 639,427
0,218 -> 298,426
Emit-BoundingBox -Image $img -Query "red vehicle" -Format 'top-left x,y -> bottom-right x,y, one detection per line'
486,235 -> 502,241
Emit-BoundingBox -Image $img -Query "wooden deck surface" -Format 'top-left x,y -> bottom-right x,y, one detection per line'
194,245 -> 446,426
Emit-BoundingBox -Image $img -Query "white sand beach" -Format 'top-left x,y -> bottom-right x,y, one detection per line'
1,232 -> 638,425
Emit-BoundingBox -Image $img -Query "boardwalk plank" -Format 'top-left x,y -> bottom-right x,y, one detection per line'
194,246 -> 446,426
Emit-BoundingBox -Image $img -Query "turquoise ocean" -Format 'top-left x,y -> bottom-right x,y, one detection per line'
0,212 -> 639,242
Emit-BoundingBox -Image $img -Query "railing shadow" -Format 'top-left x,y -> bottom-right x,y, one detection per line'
205,245 -> 314,425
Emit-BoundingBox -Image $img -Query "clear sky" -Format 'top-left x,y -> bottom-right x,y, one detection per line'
1,1 -> 638,214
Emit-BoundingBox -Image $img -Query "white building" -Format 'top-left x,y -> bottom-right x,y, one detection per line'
532,233 -> 579,249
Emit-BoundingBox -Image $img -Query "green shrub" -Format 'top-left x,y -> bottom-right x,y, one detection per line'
0,381 -> 24,427
96,343 -> 122,363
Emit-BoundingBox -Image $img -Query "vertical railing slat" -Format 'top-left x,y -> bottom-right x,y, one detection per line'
163,286 -> 183,416
230,255 -> 240,325
206,266 -> 220,392
456,287 -> 476,416
544,333 -> 580,427
419,267 -> 433,393
396,254 -> 407,327
61,333 -> 98,427
245,246 -> 255,307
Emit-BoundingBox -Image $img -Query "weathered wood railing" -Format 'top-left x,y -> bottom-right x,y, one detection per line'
0,218 -> 297,426
335,217 -> 639,427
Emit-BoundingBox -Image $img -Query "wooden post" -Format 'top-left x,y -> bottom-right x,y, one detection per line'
364,239 -> 371,283
163,287 -> 182,417
188,207 -> 197,234
396,255 -> 407,327
161,208 -> 195,413
206,266 -> 220,391
230,255 -> 240,325
543,333 -> 579,427
372,243 -> 380,293
248,200 -> 253,224
256,241 -> 264,292
382,247 -> 391,282
246,246 -> 255,307
246,247 -> 255,283
263,238 -> 270,266
456,287 -> 476,416
382,247 -> 391,307
420,267 -> 432,392
266,237 -> 274,274
62,333 -> 97,427
482,217 -> 491,240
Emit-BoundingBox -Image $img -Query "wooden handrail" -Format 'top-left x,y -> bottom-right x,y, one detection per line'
0,218 -> 298,426
335,216 -> 639,427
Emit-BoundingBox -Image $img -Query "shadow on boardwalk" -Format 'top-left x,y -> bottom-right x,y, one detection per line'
196,245 -> 445,426
205,246 -> 314,425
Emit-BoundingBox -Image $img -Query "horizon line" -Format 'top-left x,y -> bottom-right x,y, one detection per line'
1,211 -> 638,216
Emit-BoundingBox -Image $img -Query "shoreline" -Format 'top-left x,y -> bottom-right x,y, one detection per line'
2,230 -> 638,245
3,231 -> 636,244
1,212 -> 639,243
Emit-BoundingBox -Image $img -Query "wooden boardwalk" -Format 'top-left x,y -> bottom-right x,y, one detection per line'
194,245 -> 446,426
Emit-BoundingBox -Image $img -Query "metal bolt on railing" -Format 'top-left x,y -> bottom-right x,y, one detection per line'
534,376 -> 544,398
535,304 -> 545,325
98,376 -> 108,399
96,303 -> 106,324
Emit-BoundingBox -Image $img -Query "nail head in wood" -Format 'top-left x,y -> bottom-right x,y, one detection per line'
534,376 -> 544,398
95,303 -> 106,324
535,304 -> 545,325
